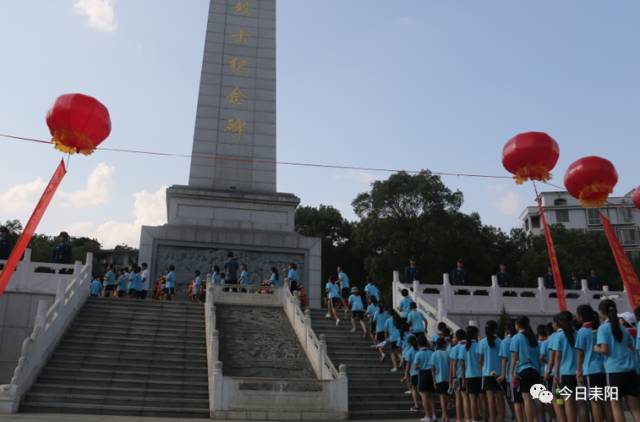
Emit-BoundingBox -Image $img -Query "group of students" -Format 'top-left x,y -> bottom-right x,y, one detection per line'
89,263 -> 152,299
401,299 -> 640,422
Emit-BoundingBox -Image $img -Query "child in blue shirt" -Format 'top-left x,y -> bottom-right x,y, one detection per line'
510,316 -> 541,422
384,310 -> 403,372
129,266 -> 143,300
324,277 -> 341,325
287,263 -> 298,293
103,265 -> 116,297
212,265 -> 221,285
347,287 -> 366,337
414,336 -> 436,422
164,265 -> 176,300
365,296 -> 378,344
479,320 -> 504,422
398,289 -> 412,317
430,337 -> 450,421
364,276 -> 380,301
461,326 -> 482,421
373,304 -> 390,362
89,277 -> 103,297
450,329 -> 467,422
595,300 -> 640,422
192,270 -> 202,302
116,270 -> 128,298
239,265 -> 249,292
550,311 -> 578,422
406,302 -> 426,341
401,335 -> 421,413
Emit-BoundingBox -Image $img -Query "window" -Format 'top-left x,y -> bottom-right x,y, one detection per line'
556,209 -> 570,223
620,207 -> 633,223
617,228 -> 638,245
531,216 -> 540,229
554,198 -> 567,206
587,209 -> 601,226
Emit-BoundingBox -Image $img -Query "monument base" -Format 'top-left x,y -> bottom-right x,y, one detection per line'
138,185 -> 321,308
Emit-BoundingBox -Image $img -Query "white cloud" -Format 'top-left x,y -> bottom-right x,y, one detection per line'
0,178 -> 46,213
57,163 -> 115,208
494,191 -> 522,217
73,0 -> 116,32
335,170 -> 381,186
62,186 -> 167,248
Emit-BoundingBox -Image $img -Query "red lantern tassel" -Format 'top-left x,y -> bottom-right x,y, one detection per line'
0,160 -> 67,296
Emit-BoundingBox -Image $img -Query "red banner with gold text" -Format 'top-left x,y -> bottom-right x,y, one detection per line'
0,160 -> 67,296
538,198 -> 568,311
600,212 -> 640,309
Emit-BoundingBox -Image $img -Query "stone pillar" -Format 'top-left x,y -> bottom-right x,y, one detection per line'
537,277 -> 546,312
319,334 -> 326,379
490,275 -> 500,311
412,280 -> 420,301
304,309 -> 311,349
581,279 -> 589,303
442,273 -> 453,310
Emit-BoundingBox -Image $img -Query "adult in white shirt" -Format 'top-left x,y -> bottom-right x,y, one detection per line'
140,262 -> 150,300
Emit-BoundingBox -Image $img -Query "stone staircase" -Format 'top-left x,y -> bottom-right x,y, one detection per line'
20,297 -> 209,418
310,309 -> 414,420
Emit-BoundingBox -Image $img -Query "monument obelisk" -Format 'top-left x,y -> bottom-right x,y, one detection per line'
139,0 -> 322,307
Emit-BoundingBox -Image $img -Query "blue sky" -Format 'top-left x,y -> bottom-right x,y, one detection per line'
1,0 -> 639,248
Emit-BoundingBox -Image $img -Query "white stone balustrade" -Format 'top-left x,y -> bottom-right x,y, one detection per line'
0,249 -> 85,295
0,253 -> 93,413
393,270 -> 630,334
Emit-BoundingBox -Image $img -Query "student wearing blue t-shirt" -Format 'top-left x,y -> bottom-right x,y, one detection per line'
401,335 -> 421,412
191,270 -> 202,302
347,287 -> 367,337
365,296 -> 378,344
287,263 -> 298,293
164,265 -> 177,300
364,276 -> 380,301
373,304 -> 390,361
103,265 -> 116,297
450,329 -> 469,422
129,266 -> 143,300
211,265 -> 221,285
430,337 -> 450,419
536,324 -> 555,422
268,267 -> 280,287
324,277 -> 341,326
406,302 -> 427,342
479,320 -> 505,422
116,270 -> 128,298
498,320 -> 523,422
550,311 -> 579,422
510,316 -> 541,422
336,265 -> 350,311
414,336 -> 436,422
89,277 -> 103,297
575,304 -> 609,422
461,326 -> 482,422
384,310 -> 403,372
398,289 -> 413,317
595,300 -> 640,422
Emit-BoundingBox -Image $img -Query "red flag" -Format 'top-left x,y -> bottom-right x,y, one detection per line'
600,212 -> 640,309
0,160 -> 67,296
537,197 -> 568,311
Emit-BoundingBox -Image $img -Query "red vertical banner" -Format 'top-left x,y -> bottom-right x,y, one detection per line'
600,212 -> 640,309
0,160 -> 67,296
537,198 -> 568,311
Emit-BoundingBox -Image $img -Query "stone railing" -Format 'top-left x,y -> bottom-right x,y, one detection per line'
204,283 -> 348,420
392,270 -> 630,333
0,253 -> 93,413
0,249 -> 85,295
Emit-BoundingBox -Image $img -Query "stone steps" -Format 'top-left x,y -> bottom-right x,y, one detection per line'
311,310 -> 414,419
21,297 -> 209,418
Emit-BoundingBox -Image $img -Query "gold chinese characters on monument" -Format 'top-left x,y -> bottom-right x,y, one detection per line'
224,1 -> 252,137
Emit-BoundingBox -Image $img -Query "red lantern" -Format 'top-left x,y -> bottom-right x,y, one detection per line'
502,132 -> 560,184
564,156 -> 618,208
46,93 -> 111,155
632,187 -> 640,209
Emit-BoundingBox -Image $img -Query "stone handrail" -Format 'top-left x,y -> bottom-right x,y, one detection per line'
393,270 -> 631,325
0,253 -> 93,413
0,248 -> 86,295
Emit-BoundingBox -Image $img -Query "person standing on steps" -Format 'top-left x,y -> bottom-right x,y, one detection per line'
479,320 -> 504,422
140,263 -> 150,300
430,337 -> 451,422
103,264 -> 116,298
461,325 -> 483,422
364,276 -> 380,301
239,264 -> 249,292
401,334 -> 421,413
287,263 -> 299,293
385,309 -> 403,372
348,287 -> 367,337
336,265 -> 350,313
406,302 -> 428,343
224,252 -> 239,284
366,296 -> 378,344
90,276 -> 103,297
116,269 -> 128,298
324,277 -> 341,326
451,329 -> 470,422
164,265 -> 177,301
373,303 -> 390,362
414,335 -> 436,422
192,270 -> 202,302
398,289 -> 413,318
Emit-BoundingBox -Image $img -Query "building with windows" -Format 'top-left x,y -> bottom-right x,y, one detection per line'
519,190 -> 640,255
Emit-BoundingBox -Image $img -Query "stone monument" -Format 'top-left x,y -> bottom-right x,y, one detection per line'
138,0 -> 322,307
